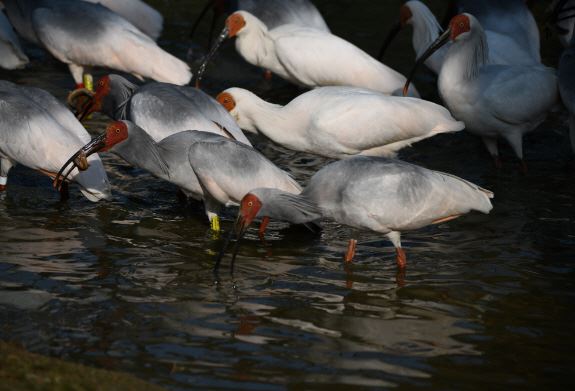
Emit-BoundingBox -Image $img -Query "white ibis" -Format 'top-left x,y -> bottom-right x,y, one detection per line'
379,0 -> 540,74
196,11 -> 420,97
57,120 -> 300,230
0,81 -> 111,201
216,86 -> 464,159
0,10 -> 28,70
218,156 -> 493,270
2,0 -> 191,88
82,0 -> 163,40
190,0 -> 329,45
559,32 -> 575,153
70,74 -> 251,145
404,14 -> 558,169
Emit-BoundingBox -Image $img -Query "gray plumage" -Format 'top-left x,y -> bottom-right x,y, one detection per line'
100,75 -> 251,145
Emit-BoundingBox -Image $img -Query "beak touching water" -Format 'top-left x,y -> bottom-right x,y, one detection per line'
53,133 -> 107,191
403,28 -> 451,96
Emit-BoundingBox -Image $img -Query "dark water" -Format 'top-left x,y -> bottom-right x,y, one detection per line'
1,0 -> 575,389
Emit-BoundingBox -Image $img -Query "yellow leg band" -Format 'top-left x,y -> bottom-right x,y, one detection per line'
210,215 -> 220,232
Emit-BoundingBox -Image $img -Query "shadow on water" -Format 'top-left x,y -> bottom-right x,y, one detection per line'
1,0 -> 575,389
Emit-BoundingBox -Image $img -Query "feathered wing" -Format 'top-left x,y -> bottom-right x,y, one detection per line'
240,0 -> 329,31
0,11 -> 29,69
0,87 -> 110,200
188,138 -> 301,206
271,26 -> 410,95
82,0 -> 163,40
32,1 -> 190,85
481,65 -> 558,128
308,89 -> 463,157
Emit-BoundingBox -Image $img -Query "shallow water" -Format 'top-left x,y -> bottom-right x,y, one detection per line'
1,0 -> 575,389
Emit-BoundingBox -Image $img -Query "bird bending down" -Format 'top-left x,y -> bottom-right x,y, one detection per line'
0,11 -> 29,70
404,14 -> 558,169
220,156 -> 494,269
217,86 -> 464,159
0,81 -> 111,201
70,74 -> 251,146
2,0 -> 190,87
197,11 -> 420,97
56,121 -> 300,230
379,0 -> 540,74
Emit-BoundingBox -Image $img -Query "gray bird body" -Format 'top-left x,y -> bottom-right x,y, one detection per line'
0,81 -> 111,201
0,11 -> 29,69
102,75 -> 251,145
107,121 -> 299,219
2,0 -> 190,85
559,33 -> 575,153
248,157 -> 493,256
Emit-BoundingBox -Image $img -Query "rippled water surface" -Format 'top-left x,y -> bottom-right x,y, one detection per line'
1,0 -> 574,389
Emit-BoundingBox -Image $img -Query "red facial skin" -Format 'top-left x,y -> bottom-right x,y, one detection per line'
239,193 -> 263,229
226,13 -> 246,37
86,75 -> 111,115
450,14 -> 471,40
216,92 -> 236,112
399,5 -> 413,27
102,121 -> 129,151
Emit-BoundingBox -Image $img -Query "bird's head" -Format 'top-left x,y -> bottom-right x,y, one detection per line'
402,13 -> 475,96
236,192 -> 263,235
216,88 -> 262,133
69,75 -> 136,121
226,11 -> 247,37
53,121 -> 129,189
377,2 -> 417,60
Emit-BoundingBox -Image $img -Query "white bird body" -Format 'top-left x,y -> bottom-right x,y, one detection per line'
219,87 -> 463,159
0,81 -> 111,201
81,0 -> 163,40
238,157 -> 493,267
402,0 -> 539,74
432,14 -> 557,162
236,0 -> 329,32
2,0 -> 190,86
231,11 -> 420,97
0,11 -> 29,70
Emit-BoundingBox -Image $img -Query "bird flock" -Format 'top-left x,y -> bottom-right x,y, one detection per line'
0,0 -> 573,272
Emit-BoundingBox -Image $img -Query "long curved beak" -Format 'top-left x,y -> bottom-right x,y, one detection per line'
403,28 -> 450,96
67,88 -> 96,122
194,25 -> 230,88
213,212 -> 252,272
53,133 -> 107,191
377,22 -> 402,61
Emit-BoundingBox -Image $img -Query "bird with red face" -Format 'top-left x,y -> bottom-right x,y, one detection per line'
217,156 -> 493,270
196,11 -> 420,97
69,74 -> 251,146
404,13 -> 558,170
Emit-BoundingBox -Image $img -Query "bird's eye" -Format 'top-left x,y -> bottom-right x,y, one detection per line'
99,81 -> 104,87
247,201 -> 253,207
115,128 -> 120,134
459,22 -> 464,28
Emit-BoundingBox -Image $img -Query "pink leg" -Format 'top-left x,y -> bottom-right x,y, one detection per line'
344,239 -> 357,263
396,247 -> 407,269
263,70 -> 272,81
258,216 -> 270,242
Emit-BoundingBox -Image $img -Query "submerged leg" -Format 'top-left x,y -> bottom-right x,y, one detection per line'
387,231 -> 406,269
258,216 -> 270,242
59,181 -> 70,201
482,136 -> 501,168
344,239 -> 357,263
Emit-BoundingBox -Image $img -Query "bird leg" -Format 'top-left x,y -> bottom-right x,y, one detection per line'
0,177 -> 6,192
396,247 -> 407,269
258,216 -> 270,242
519,160 -> 528,175
59,181 -> 70,201
344,239 -> 357,263
263,70 -> 273,81
210,215 -> 221,232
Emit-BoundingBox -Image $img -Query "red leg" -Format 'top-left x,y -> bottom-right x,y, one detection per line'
263,70 -> 273,81
75,83 -> 85,90
520,160 -> 528,175
344,239 -> 357,263
0,185 -> 6,192
258,216 -> 270,241
396,247 -> 407,269
493,156 -> 502,169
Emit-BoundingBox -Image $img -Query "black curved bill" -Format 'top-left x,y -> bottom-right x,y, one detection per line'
53,134 -> 106,190
403,28 -> 450,96
194,25 -> 230,88
378,22 -> 402,61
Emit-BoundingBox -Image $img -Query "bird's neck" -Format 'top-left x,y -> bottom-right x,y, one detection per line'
112,127 -> 170,181
235,23 -> 275,69
239,97 -> 304,148
411,6 -> 443,59
110,89 -> 135,121
257,189 -> 321,225
439,30 -> 488,91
